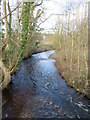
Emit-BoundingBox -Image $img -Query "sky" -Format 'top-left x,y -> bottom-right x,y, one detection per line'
40,0 -> 88,33
0,0 -> 89,33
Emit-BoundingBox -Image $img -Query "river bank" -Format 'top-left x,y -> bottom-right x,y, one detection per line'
50,53 -> 90,99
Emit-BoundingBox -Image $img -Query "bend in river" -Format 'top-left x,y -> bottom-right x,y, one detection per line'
2,50 -> 90,118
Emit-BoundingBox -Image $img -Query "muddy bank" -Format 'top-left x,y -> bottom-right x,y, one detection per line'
2,50 -> 90,118
50,53 -> 90,99
34,44 -> 54,54
23,44 -> 54,60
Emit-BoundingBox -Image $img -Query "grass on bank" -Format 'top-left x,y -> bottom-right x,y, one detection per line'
49,18 -> 90,99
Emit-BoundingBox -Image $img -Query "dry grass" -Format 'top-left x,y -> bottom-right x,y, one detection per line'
51,19 -> 90,99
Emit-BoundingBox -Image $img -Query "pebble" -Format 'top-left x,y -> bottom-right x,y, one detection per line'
55,105 -> 59,109
45,83 -> 50,87
53,86 -> 58,90
5,114 -> 8,118
49,102 -> 53,105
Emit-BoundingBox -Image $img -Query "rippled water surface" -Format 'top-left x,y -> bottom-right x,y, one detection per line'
2,50 -> 90,118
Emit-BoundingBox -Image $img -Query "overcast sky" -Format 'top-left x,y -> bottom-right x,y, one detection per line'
40,0 -> 88,33
1,0 -> 89,33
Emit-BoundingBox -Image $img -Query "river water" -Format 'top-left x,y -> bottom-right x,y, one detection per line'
2,50 -> 90,118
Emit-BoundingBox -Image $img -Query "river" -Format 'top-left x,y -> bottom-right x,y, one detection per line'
2,50 -> 90,118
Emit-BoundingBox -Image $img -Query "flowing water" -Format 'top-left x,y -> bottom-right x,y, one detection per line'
2,50 -> 90,118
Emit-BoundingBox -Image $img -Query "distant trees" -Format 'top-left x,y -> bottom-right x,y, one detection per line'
52,1 -> 89,97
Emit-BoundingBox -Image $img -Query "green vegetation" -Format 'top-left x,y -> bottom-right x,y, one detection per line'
0,0 -> 43,89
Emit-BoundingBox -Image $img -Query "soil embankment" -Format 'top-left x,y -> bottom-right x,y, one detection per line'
50,53 -> 90,99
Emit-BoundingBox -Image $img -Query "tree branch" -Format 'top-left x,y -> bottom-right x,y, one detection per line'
19,2 -> 24,22
0,2 -> 22,21
38,13 -> 67,26
34,0 -> 43,7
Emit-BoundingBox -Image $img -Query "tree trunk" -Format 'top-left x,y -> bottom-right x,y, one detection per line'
17,0 -> 19,32
0,59 -> 10,90
8,1 -> 12,37
3,0 -> 8,39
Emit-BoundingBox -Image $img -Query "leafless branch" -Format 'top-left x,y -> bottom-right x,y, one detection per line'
38,13 -> 67,26
0,2 -> 22,21
34,0 -> 43,7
